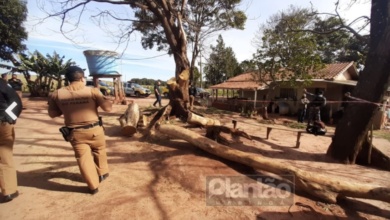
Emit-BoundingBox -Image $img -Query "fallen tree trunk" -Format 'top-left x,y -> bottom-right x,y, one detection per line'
118,102 -> 140,136
157,124 -> 390,204
187,112 -> 220,126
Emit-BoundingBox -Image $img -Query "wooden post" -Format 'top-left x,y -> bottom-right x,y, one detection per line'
93,76 -> 99,88
368,123 -> 373,164
296,131 -> 302,148
232,120 -> 237,129
266,127 -> 272,139
254,90 -> 257,109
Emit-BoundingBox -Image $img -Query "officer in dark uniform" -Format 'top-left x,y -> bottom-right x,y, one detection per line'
0,77 -> 23,203
153,80 -> 162,107
48,66 -> 112,194
304,89 -> 327,134
188,82 -> 197,110
8,74 -> 23,100
1,73 -> 7,83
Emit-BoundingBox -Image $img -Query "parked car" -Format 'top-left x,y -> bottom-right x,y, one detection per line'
86,80 -> 112,95
162,86 -> 169,98
196,87 -> 210,98
123,81 -> 151,97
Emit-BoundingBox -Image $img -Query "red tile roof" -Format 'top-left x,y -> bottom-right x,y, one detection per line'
210,62 -> 357,90
311,62 -> 357,79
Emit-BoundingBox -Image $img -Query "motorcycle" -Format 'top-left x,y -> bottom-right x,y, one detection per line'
306,121 -> 327,135
306,106 -> 327,135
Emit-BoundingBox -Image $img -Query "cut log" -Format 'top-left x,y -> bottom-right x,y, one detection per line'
187,112 -> 220,126
157,124 -> 390,204
118,102 -> 140,137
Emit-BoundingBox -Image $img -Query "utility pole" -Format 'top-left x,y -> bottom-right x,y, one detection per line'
199,51 -> 203,88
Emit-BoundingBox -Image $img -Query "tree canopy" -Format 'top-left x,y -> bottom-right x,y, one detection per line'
0,0 -> 28,62
253,6 -> 323,86
43,0 -> 246,81
17,51 -> 76,96
313,16 -> 368,69
203,35 -> 241,85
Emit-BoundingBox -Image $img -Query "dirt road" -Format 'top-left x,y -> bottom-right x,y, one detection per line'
0,95 -> 389,220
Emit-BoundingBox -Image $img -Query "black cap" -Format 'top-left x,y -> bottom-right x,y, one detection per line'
1,73 -> 7,77
66,66 -> 84,75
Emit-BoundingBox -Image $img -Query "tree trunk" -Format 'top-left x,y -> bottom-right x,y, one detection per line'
187,112 -> 220,126
157,124 -> 390,204
327,0 -> 390,163
118,102 -> 140,137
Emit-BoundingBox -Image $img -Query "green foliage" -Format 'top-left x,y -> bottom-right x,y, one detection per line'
253,6 -> 324,87
239,60 -> 257,73
132,0 -> 246,53
204,35 -> 242,85
0,0 -> 28,61
373,130 -> 390,142
130,78 -> 166,86
313,17 -> 368,69
192,66 -> 201,86
131,0 -> 246,81
16,51 -> 76,96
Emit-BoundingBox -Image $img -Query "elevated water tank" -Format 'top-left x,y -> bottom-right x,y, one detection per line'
83,50 -> 119,75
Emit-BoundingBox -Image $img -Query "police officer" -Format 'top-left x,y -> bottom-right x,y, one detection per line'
304,89 -> 326,122
0,77 -> 23,203
1,73 -> 7,83
8,74 -> 23,99
48,66 -> 112,194
188,82 -> 197,110
153,80 -> 162,107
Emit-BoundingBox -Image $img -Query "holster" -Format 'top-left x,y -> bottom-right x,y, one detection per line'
59,127 -> 73,142
98,116 -> 103,126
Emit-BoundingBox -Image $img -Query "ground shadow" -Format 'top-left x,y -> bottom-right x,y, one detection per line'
18,169 -> 86,194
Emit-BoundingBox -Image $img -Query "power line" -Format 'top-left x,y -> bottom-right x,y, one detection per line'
121,53 -> 169,61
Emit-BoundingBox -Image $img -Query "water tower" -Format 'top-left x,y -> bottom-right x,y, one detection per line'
83,50 -> 125,104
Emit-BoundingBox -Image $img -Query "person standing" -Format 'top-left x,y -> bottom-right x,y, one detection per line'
48,66 -> 112,194
1,73 -> 8,83
297,94 -> 310,123
188,83 -> 197,111
0,78 -> 23,203
8,74 -> 23,100
153,80 -> 162,107
304,89 -> 327,133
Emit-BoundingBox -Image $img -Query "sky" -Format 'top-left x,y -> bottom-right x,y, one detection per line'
2,0 -> 371,81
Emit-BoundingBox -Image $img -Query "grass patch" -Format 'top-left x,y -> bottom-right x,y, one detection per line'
283,121 -> 307,129
373,130 -> 390,141
196,107 -> 233,115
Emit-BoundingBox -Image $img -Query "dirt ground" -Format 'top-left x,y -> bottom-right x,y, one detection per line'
1,95 -> 390,220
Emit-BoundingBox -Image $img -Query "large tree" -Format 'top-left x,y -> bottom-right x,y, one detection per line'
327,0 -> 390,167
204,35 -> 241,85
0,0 -> 28,62
252,6 -> 324,118
313,16 -> 368,69
42,0 -> 246,118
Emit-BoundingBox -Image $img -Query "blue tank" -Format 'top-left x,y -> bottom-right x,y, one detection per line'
83,50 -> 120,75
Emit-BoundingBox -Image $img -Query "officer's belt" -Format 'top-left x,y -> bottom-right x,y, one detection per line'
72,121 -> 100,130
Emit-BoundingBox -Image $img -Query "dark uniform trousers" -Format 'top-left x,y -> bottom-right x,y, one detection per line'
189,95 -> 195,110
69,125 -> 109,190
0,122 -> 17,195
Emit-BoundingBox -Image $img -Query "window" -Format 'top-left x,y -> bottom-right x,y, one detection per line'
279,88 -> 297,100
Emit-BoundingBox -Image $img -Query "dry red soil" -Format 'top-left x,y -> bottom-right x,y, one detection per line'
0,95 -> 389,220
